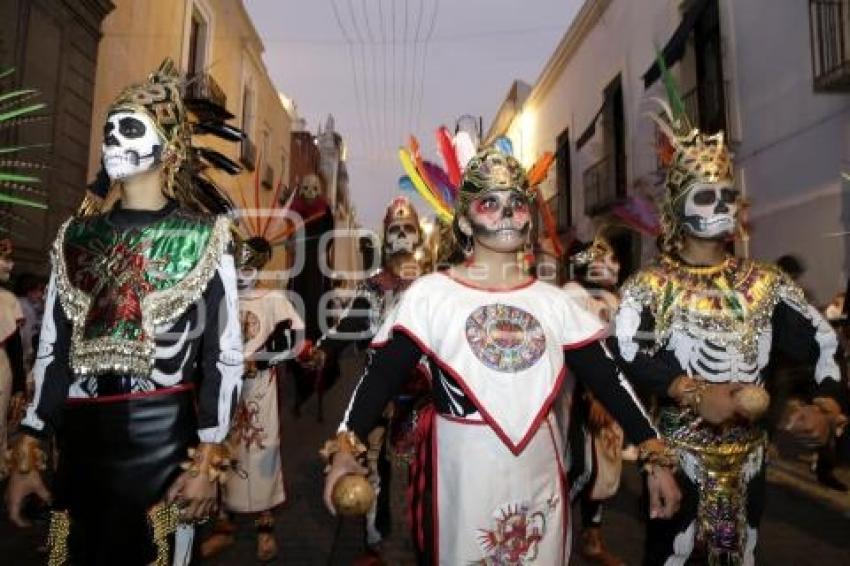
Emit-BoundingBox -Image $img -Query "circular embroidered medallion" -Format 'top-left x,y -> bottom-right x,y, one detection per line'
465,304 -> 546,372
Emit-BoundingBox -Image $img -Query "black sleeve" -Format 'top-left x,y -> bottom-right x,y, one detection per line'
5,327 -> 26,394
564,341 -> 658,444
320,295 -> 375,359
344,331 -> 424,440
612,301 -> 684,398
607,335 -> 684,398
255,319 -> 296,370
771,300 -> 846,407
196,263 -> 244,444
21,282 -> 73,439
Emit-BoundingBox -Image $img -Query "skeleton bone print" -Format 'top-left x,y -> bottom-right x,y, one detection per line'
616,255 -> 840,387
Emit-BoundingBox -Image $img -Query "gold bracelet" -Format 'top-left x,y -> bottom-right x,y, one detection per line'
319,430 -> 367,467
5,434 -> 47,475
637,438 -> 678,471
180,442 -> 236,484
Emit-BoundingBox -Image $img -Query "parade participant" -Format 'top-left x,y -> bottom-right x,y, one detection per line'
303,195 -> 428,554
202,232 -> 303,562
614,58 -> 848,565
0,239 -> 26,479
5,60 -> 244,565
564,234 -> 626,566
323,148 -> 681,565
287,173 -> 335,419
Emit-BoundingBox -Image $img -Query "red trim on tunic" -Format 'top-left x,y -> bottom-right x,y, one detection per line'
432,413 -> 440,566
65,383 -> 195,405
545,416 -> 570,563
438,270 -> 537,292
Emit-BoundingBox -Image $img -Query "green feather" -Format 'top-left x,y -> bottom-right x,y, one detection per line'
655,48 -> 687,126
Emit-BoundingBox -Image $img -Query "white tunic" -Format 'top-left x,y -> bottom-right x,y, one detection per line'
371,273 -> 603,564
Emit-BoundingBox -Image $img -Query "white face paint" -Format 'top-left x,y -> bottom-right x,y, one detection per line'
102,111 -> 163,181
299,174 -> 322,200
384,220 -> 420,255
681,182 -> 739,239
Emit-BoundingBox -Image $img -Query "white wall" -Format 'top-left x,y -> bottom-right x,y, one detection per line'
727,0 -> 850,303
503,0 -> 850,303
506,0 -> 682,244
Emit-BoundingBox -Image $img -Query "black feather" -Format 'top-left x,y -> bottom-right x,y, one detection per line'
195,147 -> 241,175
193,121 -> 246,142
193,174 -> 235,215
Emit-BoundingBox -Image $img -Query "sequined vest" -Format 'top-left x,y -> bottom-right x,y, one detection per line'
54,208 -> 230,377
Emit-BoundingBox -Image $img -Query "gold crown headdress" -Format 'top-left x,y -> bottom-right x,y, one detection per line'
384,196 -> 420,230
570,233 -> 613,267
648,50 -> 734,251
83,59 -> 245,216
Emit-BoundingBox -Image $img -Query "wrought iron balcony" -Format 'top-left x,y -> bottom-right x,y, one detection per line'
240,137 -> 257,171
810,0 -> 850,91
583,155 -> 617,215
184,73 -> 234,120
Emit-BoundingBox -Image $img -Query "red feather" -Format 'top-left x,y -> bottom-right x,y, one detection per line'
436,126 -> 462,188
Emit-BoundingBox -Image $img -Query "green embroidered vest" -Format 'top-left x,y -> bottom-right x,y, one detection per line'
54,207 -> 231,377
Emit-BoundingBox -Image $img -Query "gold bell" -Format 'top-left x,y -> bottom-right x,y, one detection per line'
332,474 -> 375,516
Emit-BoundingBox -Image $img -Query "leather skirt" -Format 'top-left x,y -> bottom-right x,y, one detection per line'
53,385 -> 197,565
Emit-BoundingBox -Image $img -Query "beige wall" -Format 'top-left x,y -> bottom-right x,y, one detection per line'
88,0 -> 292,284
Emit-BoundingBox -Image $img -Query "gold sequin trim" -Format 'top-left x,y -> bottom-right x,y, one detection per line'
148,502 -> 181,566
46,510 -> 70,566
620,257 -> 805,364
54,215 -> 232,377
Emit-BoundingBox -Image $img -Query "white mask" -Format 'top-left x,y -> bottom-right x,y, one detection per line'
681,182 -> 739,239
102,111 -> 163,181
299,174 -> 322,200
384,221 -> 420,255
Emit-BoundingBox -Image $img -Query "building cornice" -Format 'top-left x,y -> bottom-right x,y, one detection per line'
525,0 -> 613,108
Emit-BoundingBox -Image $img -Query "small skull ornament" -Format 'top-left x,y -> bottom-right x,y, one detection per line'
680,182 -> 739,239
102,110 -> 163,181
299,174 -> 322,201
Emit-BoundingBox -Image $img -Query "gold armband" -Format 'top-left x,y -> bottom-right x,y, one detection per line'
319,430 -> 367,467
637,438 -> 678,471
6,434 -> 47,475
180,442 -> 236,483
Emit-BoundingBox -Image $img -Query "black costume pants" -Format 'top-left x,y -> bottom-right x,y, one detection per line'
53,386 -> 197,566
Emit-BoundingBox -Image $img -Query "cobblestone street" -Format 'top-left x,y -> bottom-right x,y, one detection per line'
2,350 -> 850,564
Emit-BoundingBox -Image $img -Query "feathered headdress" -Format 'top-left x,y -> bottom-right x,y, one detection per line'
396,127 -> 561,256
648,50 -> 733,252
82,59 -> 243,216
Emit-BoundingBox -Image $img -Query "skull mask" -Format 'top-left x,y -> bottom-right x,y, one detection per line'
680,182 -> 739,239
299,174 -> 322,201
102,110 -> 163,181
384,219 -> 420,255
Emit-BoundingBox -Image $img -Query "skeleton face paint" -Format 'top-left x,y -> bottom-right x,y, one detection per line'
384,220 -> 420,255
299,174 -> 322,200
466,190 -> 531,252
102,111 -> 163,181
680,182 -> 739,239
587,251 -> 620,288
